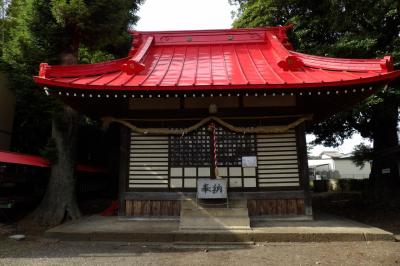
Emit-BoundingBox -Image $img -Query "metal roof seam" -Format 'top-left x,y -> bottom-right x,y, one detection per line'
85,73 -> 106,85
316,68 -> 344,83
255,44 -> 284,84
138,46 -> 165,86
121,70 -> 137,87
175,46 -> 188,86
209,44 -> 214,86
193,46 -> 200,86
232,44 -> 250,85
342,70 -> 366,79
245,43 -> 267,84
103,71 -> 124,86
157,46 -> 177,86
68,76 -> 84,85
295,68 -> 323,83
221,45 -> 232,85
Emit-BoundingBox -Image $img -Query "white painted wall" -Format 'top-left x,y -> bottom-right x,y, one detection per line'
309,159 -> 334,170
309,158 -> 370,180
333,159 -> 371,179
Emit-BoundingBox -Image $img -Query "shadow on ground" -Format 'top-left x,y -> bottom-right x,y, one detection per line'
312,192 -> 400,235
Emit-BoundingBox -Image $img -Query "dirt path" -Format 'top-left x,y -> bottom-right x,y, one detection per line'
1,237 -> 399,266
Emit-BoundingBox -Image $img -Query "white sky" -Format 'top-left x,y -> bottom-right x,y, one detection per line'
307,134 -> 371,156
135,0 -> 234,31
136,0 -> 370,156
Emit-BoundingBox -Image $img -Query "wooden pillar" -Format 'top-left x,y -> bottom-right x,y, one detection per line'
118,125 -> 130,216
296,123 -> 313,217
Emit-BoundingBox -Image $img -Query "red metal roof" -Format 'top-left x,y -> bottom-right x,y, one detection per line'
0,150 -> 48,168
34,26 -> 399,92
0,150 -> 106,173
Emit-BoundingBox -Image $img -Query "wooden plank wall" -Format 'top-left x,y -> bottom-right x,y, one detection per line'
256,130 -> 300,188
128,129 -> 302,190
129,133 -> 169,189
247,198 -> 305,216
125,200 -> 180,216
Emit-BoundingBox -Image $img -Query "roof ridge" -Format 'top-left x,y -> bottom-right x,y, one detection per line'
130,26 -> 293,47
129,26 -> 291,35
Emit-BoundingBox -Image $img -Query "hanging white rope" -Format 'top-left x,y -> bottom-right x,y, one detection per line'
101,115 -> 313,135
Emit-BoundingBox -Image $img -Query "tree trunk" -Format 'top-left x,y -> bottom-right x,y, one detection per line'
30,106 -> 81,227
369,95 -> 400,201
29,44 -> 82,227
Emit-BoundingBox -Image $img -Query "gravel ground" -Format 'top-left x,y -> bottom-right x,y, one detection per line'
1,237 -> 400,266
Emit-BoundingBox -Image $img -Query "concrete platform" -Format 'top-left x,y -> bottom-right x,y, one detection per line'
179,198 -> 251,230
45,213 -> 394,243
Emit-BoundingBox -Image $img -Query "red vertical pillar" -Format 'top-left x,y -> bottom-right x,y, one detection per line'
208,123 -> 218,179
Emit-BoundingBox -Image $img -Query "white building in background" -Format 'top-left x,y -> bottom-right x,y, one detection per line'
308,151 -> 371,180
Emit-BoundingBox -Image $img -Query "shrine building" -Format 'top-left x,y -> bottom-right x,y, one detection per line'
34,26 -> 400,228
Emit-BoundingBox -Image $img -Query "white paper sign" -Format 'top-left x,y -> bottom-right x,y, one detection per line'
382,168 -> 391,174
197,178 -> 227,199
242,156 -> 257,167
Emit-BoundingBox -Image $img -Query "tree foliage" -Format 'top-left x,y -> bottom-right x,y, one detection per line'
231,0 -> 400,61
231,1 -> 400,198
352,143 -> 373,169
2,0 -> 143,226
231,0 -> 400,149
1,1 -> 11,57
2,0 -> 142,154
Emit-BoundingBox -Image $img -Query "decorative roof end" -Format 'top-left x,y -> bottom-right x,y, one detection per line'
121,60 -> 145,75
381,56 -> 394,72
39,63 -> 50,78
278,55 -> 304,71
123,36 -> 154,75
129,32 -> 143,56
278,24 -> 295,50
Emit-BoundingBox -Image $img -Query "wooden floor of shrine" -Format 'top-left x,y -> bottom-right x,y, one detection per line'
45,212 -> 394,243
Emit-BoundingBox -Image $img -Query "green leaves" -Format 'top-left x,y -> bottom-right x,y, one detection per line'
352,143 -> 373,169
78,46 -> 114,64
51,0 -> 88,27
231,0 -> 400,151
2,0 -> 143,154
332,36 -> 378,58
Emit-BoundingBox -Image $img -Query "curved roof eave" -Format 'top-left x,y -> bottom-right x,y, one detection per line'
33,71 -> 400,92
33,27 -> 400,92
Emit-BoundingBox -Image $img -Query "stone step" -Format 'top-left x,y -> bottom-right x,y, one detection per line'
179,216 -> 251,230
179,196 -> 250,230
181,208 -> 249,217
